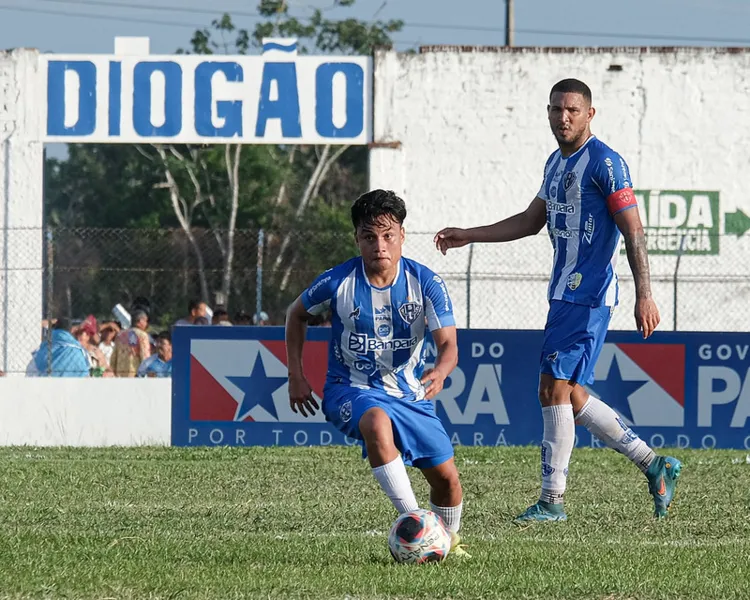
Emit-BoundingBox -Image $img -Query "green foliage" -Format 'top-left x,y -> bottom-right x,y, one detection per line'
43,2 -> 399,321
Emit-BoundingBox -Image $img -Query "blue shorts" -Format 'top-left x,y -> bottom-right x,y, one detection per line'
539,300 -> 612,386
323,383 -> 454,469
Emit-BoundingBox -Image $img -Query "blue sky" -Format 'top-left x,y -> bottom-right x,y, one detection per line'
2,0 -> 748,159
2,0 -> 749,55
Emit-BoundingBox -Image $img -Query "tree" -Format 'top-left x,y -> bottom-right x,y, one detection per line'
43,2 -> 401,322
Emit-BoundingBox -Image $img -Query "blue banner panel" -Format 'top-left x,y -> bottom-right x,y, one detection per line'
171,326 -> 750,450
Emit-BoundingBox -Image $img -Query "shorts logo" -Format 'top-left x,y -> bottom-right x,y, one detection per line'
377,324 -> 391,337
399,302 -> 422,325
339,401 -> 352,423
567,272 -> 583,291
563,171 -> 577,191
546,351 -> 558,363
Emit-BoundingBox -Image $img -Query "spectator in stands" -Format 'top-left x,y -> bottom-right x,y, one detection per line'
234,310 -> 253,325
29,317 -> 90,377
137,331 -> 173,378
98,321 -> 120,363
110,309 -> 151,377
194,316 -> 210,326
76,315 -> 114,377
174,299 -> 208,326
212,306 -> 232,326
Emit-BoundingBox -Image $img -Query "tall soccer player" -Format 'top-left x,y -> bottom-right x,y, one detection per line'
285,189 -> 469,556
434,79 -> 682,523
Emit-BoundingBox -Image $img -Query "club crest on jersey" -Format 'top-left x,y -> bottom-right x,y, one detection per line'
563,171 -> 577,191
567,272 -> 583,291
398,302 -> 422,325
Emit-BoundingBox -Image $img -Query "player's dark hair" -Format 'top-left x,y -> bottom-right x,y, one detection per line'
351,189 -> 407,230
157,330 -> 171,343
550,78 -> 592,105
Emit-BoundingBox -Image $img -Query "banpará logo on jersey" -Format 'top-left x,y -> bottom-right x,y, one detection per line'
348,332 -> 418,352
433,278 -> 451,312
563,171 -> 577,191
398,302 -> 423,325
567,272 -> 583,291
619,157 -> 630,187
604,157 -> 616,194
307,276 -> 331,298
547,200 -> 576,214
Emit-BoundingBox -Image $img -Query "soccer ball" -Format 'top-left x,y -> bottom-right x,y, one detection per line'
387,509 -> 451,564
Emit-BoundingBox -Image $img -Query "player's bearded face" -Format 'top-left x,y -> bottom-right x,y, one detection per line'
355,217 -> 405,273
547,92 -> 593,148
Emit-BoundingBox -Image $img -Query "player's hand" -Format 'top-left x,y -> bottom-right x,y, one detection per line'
434,228 -> 471,255
635,296 -> 660,339
288,374 -> 319,417
420,368 -> 448,400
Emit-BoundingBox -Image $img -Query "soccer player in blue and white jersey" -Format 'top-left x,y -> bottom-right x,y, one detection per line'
435,79 -> 682,523
285,189 -> 469,556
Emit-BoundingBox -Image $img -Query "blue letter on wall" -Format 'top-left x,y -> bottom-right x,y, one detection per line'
133,62 -> 183,137
47,61 -> 97,137
255,63 -> 301,138
195,62 -> 243,138
315,63 -> 364,138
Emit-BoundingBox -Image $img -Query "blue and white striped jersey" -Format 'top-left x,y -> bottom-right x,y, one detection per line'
538,135 -> 638,308
302,256 -> 456,399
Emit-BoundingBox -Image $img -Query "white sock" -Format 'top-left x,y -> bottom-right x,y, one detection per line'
372,455 -> 419,514
539,404 -> 575,505
430,501 -> 462,533
575,395 -> 655,474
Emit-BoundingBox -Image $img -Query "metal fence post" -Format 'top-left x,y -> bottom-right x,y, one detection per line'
256,228 -> 264,320
45,227 -> 54,375
672,233 -> 687,331
466,243 -> 475,329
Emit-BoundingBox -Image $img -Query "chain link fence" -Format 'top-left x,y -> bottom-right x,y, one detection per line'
1,226 -> 749,375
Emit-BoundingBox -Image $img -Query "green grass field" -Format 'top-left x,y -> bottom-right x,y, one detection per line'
0,445 -> 748,600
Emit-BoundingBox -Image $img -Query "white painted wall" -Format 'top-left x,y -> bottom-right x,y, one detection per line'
0,49 -> 44,374
370,47 -> 750,331
0,378 -> 170,446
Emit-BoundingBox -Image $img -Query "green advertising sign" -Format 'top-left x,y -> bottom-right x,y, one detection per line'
626,190 -> 750,255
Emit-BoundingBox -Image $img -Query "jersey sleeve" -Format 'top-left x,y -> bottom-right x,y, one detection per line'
536,152 -> 556,201
591,150 -> 637,215
422,272 -> 456,331
301,269 -> 338,316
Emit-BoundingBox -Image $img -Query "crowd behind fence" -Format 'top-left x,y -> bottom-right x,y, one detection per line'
1,226 -> 749,375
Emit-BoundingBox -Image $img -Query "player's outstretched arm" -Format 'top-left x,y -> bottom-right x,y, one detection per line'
434,197 -> 547,255
285,296 -> 319,417
614,207 -> 660,339
420,326 -> 458,400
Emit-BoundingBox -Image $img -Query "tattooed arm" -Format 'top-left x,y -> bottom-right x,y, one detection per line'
614,207 -> 661,338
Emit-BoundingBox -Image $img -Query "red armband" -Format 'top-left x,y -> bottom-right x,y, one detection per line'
606,187 -> 637,215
